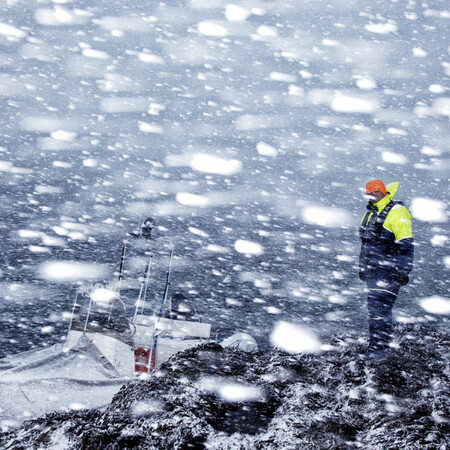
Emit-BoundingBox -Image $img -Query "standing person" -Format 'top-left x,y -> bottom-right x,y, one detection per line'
359,180 -> 414,360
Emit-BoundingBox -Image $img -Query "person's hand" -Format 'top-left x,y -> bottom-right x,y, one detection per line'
392,271 -> 409,286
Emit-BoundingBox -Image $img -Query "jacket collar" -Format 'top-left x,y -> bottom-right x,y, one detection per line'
367,194 -> 392,213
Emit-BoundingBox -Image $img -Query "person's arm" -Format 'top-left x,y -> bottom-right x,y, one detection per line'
385,206 -> 414,283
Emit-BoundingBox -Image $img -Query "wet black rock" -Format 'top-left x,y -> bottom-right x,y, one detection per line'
1,323 -> 449,449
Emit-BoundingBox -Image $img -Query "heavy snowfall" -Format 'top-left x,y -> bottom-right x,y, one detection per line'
0,0 -> 448,447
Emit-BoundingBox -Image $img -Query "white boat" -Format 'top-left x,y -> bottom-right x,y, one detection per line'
0,218 -> 257,431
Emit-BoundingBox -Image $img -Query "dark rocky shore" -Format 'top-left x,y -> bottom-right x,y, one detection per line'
1,323 -> 448,449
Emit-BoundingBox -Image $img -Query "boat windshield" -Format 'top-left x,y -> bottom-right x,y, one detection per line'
69,292 -> 134,346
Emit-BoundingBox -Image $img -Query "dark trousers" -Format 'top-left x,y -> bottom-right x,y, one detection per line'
367,289 -> 397,353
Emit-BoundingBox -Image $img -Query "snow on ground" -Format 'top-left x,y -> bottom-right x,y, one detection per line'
0,323 -> 448,449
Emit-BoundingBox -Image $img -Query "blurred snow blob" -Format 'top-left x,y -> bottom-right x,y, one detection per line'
176,192 -> 209,207
197,21 -> 228,37
191,153 -> 242,175
257,25 -> 277,37
301,206 -> 350,227
269,72 -> 297,83
82,158 -> 98,167
90,288 -> 116,303
419,296 -> 450,315
198,377 -> 264,402
219,383 -> 264,402
50,130 -> 77,141
69,403 -> 88,411
411,198 -> 447,222
234,239 -> 263,255
413,47 -> 428,57
331,94 -> 379,113
206,244 -> 230,253
364,22 -> 397,34
39,261 -> 108,282
131,400 -> 164,418
257,142 -> 278,157
430,235 -> 448,247
225,5 -> 251,22
382,151 -> 408,165
138,53 -> 164,64
444,256 -> 450,269
40,326 -> 54,334
0,22 -> 27,38
270,321 -> 322,353
138,122 -> 164,134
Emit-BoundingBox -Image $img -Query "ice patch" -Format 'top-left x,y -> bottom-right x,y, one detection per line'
420,296 -> 450,315
234,239 -> 263,255
411,197 -> 447,222
270,321 -> 322,353
39,261 -> 108,282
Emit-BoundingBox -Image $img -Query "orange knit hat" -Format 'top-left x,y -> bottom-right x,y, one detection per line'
366,180 -> 387,195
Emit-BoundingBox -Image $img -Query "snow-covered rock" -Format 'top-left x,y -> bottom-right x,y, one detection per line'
1,324 -> 448,449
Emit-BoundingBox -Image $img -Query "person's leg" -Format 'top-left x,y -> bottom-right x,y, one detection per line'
367,289 -> 397,357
